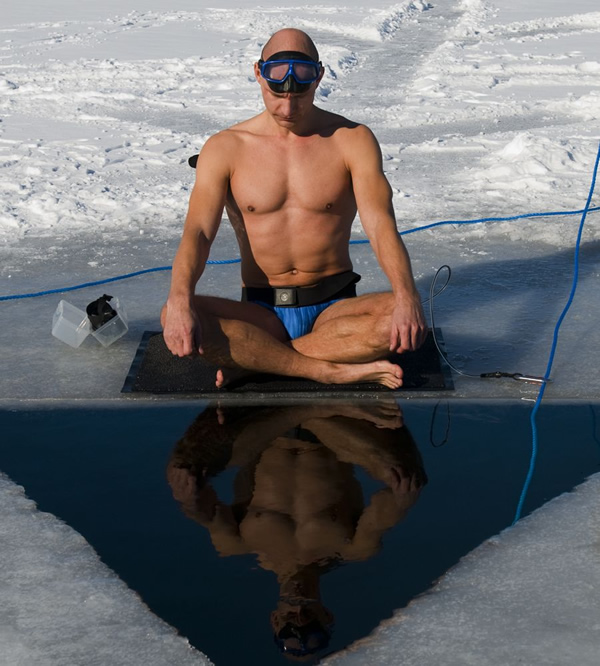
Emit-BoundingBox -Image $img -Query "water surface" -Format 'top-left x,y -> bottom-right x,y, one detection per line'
1,400 -> 598,664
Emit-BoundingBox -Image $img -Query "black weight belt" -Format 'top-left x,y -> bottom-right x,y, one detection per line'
242,271 -> 361,307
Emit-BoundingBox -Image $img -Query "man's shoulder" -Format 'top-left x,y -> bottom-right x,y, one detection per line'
320,114 -> 381,172
316,109 -> 375,142
193,116 -> 266,174
203,116 -> 263,149
205,126 -> 245,147
224,113 -> 266,136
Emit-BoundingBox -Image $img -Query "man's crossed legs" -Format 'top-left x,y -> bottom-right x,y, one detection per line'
161,292 -> 404,389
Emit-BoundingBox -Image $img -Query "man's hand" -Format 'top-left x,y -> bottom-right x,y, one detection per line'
387,464 -> 427,512
166,464 -> 199,505
389,297 -> 428,354
163,299 -> 203,357
166,463 -> 221,523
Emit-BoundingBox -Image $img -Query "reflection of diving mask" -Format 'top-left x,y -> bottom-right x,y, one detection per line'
274,619 -> 330,657
259,50 -> 321,93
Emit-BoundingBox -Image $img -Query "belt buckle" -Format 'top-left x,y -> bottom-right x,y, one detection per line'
274,288 -> 296,306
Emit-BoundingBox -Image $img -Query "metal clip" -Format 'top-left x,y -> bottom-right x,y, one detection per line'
512,374 -> 550,385
480,371 -> 550,385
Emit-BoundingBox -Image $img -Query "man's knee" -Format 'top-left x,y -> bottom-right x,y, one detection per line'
369,309 -> 393,353
359,292 -> 394,348
331,293 -> 393,352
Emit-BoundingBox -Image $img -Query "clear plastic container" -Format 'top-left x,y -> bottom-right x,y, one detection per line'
51,300 -> 92,348
91,297 -> 129,347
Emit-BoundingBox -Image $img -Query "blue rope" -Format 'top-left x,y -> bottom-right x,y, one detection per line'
348,205 -> 600,244
512,143 -> 600,524
1,206 -> 598,302
0,258 -> 240,302
399,206 -> 600,236
0,266 -> 172,301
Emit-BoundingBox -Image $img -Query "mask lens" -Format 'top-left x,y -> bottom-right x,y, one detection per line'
263,61 -> 291,82
292,62 -> 319,82
274,620 -> 330,657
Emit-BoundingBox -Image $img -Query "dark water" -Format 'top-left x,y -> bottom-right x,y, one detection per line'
1,400 -> 599,665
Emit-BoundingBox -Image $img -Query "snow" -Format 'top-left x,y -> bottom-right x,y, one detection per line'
0,472 -> 211,666
324,471 -> 600,666
1,0 -> 600,663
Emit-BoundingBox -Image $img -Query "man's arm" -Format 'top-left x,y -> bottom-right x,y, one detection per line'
346,125 -> 427,353
163,134 -> 232,357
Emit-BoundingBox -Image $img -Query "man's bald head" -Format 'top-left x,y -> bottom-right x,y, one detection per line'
261,28 -> 319,62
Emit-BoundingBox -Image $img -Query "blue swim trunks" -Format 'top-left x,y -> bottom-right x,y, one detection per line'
242,270 -> 361,340
251,299 -> 340,340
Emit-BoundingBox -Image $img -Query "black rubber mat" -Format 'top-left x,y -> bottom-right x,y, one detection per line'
122,330 -> 453,397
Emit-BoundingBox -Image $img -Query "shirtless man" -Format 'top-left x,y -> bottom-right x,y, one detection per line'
162,28 -> 427,389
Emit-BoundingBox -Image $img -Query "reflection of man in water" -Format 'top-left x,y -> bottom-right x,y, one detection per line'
167,402 -> 426,660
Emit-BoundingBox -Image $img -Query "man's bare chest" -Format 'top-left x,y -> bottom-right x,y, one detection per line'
229,138 -> 352,215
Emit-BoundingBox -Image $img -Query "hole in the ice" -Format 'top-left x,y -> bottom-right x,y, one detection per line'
1,401 -> 598,664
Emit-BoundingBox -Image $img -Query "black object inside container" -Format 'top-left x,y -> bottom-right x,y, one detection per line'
86,294 -> 117,331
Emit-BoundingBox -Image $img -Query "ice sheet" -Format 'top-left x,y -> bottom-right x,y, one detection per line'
324,469 -> 600,666
0,472 -> 212,666
1,0 -> 599,402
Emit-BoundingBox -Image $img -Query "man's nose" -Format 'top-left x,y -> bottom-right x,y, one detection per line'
280,96 -> 297,114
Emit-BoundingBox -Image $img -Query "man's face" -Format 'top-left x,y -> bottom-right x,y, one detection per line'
254,56 -> 323,128
270,600 -> 333,658
257,79 -> 317,127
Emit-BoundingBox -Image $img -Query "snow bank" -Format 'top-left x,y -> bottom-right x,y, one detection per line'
2,0 -> 598,244
325,470 -> 600,666
0,472 -> 211,666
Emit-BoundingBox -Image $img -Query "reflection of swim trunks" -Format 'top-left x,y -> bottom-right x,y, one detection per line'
242,271 -> 361,340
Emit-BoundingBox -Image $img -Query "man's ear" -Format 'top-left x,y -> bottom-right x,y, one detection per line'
317,63 -> 325,85
253,61 -> 262,82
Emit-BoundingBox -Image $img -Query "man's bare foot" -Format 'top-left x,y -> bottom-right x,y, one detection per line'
328,359 -> 403,389
215,367 -> 252,389
337,400 -> 404,428
216,360 -> 403,390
